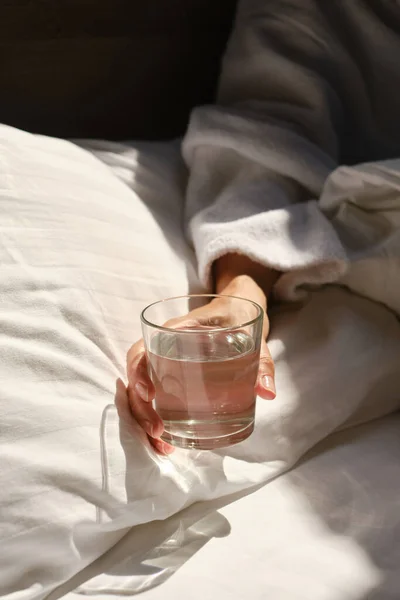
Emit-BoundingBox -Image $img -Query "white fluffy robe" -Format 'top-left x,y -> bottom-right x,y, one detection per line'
184,111 -> 400,313
182,0 -> 400,304
183,108 -> 346,300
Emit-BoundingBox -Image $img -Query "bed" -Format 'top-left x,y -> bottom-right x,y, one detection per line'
1,3 -> 400,599
0,130 -> 399,600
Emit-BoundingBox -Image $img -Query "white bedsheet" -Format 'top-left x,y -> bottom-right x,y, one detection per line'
0,128 -> 399,600
59,415 -> 400,600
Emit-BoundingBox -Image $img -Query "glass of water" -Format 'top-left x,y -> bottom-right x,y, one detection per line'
141,295 -> 263,450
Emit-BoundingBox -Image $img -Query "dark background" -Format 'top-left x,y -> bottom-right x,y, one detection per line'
0,0 -> 237,140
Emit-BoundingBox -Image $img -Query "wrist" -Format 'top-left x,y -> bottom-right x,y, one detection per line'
217,274 -> 267,311
214,253 -> 279,299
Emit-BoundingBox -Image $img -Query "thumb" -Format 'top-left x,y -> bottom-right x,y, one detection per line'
255,339 -> 276,400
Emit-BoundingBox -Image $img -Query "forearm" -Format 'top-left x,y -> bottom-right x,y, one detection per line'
214,253 -> 280,299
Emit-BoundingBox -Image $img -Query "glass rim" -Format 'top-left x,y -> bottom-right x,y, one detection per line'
140,294 -> 264,334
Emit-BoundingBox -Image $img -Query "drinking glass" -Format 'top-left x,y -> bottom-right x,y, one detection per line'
141,294 -> 263,450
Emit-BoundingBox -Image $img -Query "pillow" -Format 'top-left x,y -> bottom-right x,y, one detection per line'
0,126 -> 201,598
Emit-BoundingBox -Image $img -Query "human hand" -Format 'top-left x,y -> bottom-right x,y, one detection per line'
126,275 -> 276,455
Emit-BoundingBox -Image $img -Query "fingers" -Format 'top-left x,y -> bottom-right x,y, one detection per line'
127,384 -> 164,438
126,340 -> 161,436
255,339 -> 276,400
151,437 -> 175,455
127,339 -> 154,401
129,384 -> 174,455
126,340 -> 175,454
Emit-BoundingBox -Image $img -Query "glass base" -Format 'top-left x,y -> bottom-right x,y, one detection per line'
160,419 -> 254,450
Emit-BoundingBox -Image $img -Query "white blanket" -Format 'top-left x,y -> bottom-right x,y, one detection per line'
59,414 -> 400,600
318,161 -> 400,316
0,126 -> 399,599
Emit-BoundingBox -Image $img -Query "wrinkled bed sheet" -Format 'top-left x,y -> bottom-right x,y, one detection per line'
0,128 -> 399,600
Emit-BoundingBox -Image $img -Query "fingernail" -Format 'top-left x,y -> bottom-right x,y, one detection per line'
135,382 -> 149,402
143,420 -> 154,437
262,375 -> 276,398
155,441 -> 174,456
163,444 -> 175,455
